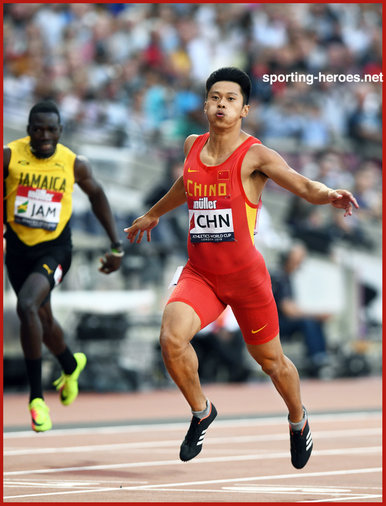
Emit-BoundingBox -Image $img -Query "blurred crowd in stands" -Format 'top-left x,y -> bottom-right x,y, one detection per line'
4,3 -> 382,257
3,3 -> 382,384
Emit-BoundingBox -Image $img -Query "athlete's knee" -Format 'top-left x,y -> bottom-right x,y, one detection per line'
259,353 -> 289,379
159,303 -> 200,361
159,313 -> 196,362
159,324 -> 187,361
16,295 -> 40,320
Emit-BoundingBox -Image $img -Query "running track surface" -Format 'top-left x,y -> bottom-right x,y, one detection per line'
3,376 -> 382,503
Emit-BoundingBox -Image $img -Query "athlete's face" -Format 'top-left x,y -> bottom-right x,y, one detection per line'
27,112 -> 62,159
204,81 -> 249,126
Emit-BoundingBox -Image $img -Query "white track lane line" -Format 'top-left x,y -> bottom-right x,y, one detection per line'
3,411 -> 381,439
4,427 -> 381,456
4,410 -> 381,501
4,446 -> 381,476
3,467 -> 381,501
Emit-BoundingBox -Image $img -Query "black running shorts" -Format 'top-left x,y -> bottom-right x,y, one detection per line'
5,243 -> 72,295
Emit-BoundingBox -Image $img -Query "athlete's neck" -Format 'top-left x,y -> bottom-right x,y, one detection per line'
204,130 -> 248,163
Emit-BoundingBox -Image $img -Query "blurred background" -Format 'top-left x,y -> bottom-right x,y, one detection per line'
3,3 -> 382,393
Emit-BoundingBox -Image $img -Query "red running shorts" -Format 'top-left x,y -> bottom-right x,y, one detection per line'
167,257 -> 279,345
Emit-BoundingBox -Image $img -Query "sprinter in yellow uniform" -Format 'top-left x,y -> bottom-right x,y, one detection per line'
3,101 -> 124,431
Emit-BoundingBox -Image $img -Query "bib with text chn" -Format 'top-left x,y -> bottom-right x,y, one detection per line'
183,133 -> 263,274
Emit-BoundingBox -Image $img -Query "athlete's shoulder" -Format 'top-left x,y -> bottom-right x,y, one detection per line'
7,136 -> 29,150
243,132 -> 262,147
184,134 -> 199,146
243,140 -> 281,176
246,140 -> 274,159
56,142 -> 77,158
74,154 -> 92,172
184,133 -> 206,157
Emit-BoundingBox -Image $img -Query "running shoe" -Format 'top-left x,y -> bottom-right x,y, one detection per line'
53,352 -> 87,406
180,402 -> 217,461
289,409 -> 313,469
29,398 -> 52,432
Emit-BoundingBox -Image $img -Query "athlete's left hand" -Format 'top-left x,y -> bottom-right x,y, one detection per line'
99,252 -> 122,274
327,189 -> 359,217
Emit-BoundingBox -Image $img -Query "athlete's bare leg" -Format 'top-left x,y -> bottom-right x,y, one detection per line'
247,335 -> 304,423
16,273 -> 51,359
39,301 -> 67,356
160,301 -> 206,412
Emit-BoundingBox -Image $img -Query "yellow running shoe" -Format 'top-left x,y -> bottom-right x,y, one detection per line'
29,398 -> 52,432
53,352 -> 87,406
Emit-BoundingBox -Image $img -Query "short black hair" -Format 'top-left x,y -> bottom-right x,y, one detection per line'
206,67 -> 251,105
28,100 -> 61,124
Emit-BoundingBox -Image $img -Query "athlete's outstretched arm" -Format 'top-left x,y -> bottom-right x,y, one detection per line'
250,144 -> 359,217
125,175 -> 186,244
74,155 -> 122,274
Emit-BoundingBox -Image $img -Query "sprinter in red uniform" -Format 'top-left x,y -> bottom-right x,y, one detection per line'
125,67 -> 358,468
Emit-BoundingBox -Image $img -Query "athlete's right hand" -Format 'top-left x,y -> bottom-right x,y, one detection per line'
124,214 -> 159,243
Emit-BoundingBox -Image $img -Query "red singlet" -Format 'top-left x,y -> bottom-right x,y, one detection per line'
185,132 -> 262,274
168,133 -> 279,345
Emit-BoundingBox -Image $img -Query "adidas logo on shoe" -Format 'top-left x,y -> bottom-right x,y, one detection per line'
180,402 -> 217,461
289,408 -> 313,469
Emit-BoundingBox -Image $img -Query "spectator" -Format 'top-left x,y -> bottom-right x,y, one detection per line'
143,156 -> 187,256
348,84 -> 382,149
329,207 -> 374,250
285,195 -> 333,255
352,160 -> 382,222
3,2 -> 382,257
192,307 -> 252,383
138,157 -> 187,284
271,243 -> 333,377
3,3 -> 382,158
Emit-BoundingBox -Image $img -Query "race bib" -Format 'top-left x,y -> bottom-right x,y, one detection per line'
14,186 -> 63,231
189,206 -> 235,243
